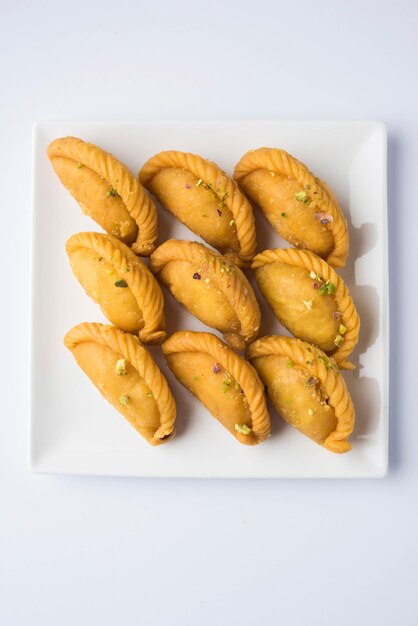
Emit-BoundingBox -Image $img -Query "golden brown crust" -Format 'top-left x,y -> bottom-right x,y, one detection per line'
252,248 -> 359,369
162,331 -> 270,444
234,147 -> 349,268
139,150 -> 256,266
248,335 -> 355,453
66,232 -> 166,344
150,240 -> 260,349
64,323 -> 176,445
47,136 -> 158,255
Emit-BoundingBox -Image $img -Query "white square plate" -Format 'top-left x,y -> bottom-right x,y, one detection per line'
31,121 -> 388,478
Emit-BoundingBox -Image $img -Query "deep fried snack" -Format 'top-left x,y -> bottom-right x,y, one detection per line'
252,248 -> 359,369
162,331 -> 270,445
139,150 -> 256,266
234,147 -> 349,267
64,323 -> 176,445
248,335 -> 355,453
66,232 -> 165,343
48,136 -> 157,255
151,240 -> 260,350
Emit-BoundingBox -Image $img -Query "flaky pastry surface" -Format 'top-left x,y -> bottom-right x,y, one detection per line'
248,335 -> 355,453
162,331 -> 270,445
234,147 -> 349,267
252,248 -> 359,369
66,232 -> 166,343
64,323 -> 176,445
139,150 -> 256,266
48,136 -> 157,255
151,240 -> 260,350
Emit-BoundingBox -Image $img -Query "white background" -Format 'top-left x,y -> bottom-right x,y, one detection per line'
0,1 -> 416,625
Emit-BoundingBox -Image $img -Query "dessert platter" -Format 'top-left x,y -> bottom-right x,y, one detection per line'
30,121 -> 388,477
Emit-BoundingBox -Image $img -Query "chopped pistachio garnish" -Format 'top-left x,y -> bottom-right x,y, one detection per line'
281,212 -> 287,218
229,219 -> 235,226
287,358 -> 294,368
114,279 -> 128,288
269,171 -> 276,177
193,375 -> 201,381
218,191 -> 228,208
221,374 -> 232,393
125,266 -> 130,272
306,184 -> 311,190
303,299 -> 313,310
309,271 -> 323,283
196,178 -> 203,187
147,391 -> 153,397
319,280 -> 336,295
339,324 -> 347,335
234,381 -> 241,391
118,395 -> 129,406
318,354 -> 339,374
295,191 -> 310,204
107,187 -> 119,198
76,162 -> 83,169
115,358 -> 127,376
307,408 -> 314,416
235,423 -> 252,435
305,376 -> 318,387
334,334 -> 344,347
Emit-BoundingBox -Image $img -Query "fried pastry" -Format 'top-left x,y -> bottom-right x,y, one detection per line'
150,240 -> 260,350
64,323 -> 176,445
47,136 -> 157,255
66,232 -> 166,343
234,147 -> 349,267
252,248 -> 359,369
139,150 -> 256,266
162,331 -> 270,445
248,336 -> 355,453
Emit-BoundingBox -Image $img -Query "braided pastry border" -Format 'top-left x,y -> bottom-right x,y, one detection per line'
47,136 -> 158,255
138,150 -> 256,266
64,322 -> 176,445
233,147 -> 349,268
251,248 -> 360,369
248,335 -> 355,453
162,331 -> 270,444
66,232 -> 166,344
150,240 -> 260,350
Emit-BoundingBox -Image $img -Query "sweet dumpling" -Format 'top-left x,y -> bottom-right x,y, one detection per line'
139,151 -> 256,266
64,323 -> 176,445
150,240 -> 261,350
252,248 -> 360,369
162,331 -> 270,445
47,136 -> 158,255
234,147 -> 349,268
66,232 -> 166,344
248,336 -> 355,453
